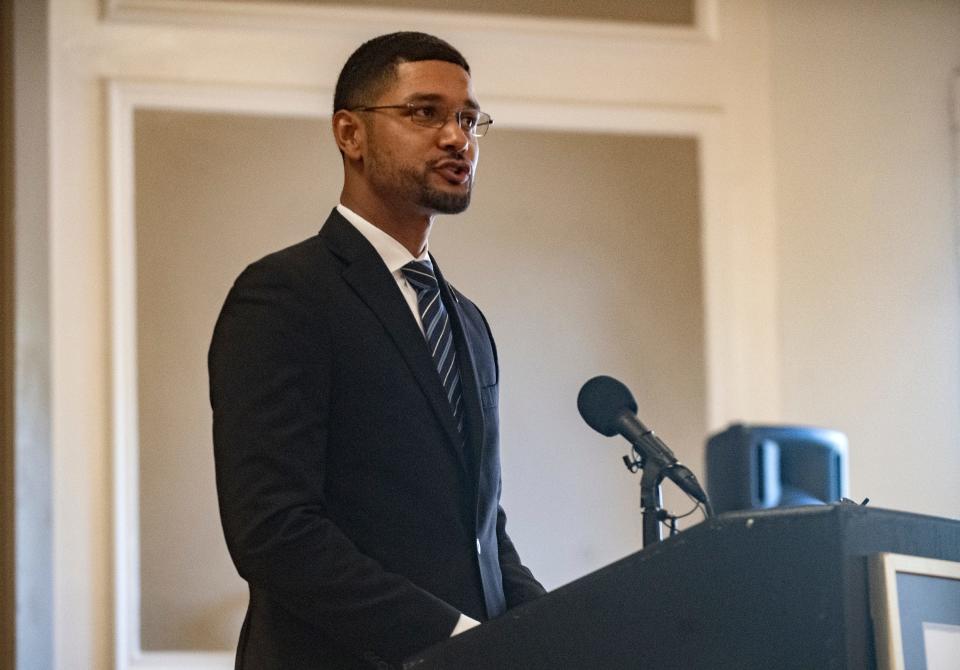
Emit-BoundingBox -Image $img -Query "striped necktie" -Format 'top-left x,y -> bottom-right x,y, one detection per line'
402,260 -> 464,436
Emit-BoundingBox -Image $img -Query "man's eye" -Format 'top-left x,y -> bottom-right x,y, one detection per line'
460,112 -> 479,130
411,105 -> 440,120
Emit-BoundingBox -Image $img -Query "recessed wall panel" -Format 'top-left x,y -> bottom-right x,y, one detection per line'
134,110 -> 336,650
134,109 -> 703,650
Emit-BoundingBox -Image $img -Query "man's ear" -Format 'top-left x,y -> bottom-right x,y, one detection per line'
332,110 -> 365,161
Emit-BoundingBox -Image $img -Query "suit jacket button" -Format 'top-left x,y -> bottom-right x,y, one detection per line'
476,538 -> 482,555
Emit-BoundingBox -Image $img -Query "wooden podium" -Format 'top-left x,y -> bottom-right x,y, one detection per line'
403,505 -> 960,670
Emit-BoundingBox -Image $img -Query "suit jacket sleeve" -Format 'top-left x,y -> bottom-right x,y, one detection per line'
209,257 -> 460,663
497,505 -> 548,608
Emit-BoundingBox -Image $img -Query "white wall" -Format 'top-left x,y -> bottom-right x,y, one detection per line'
770,0 -> 960,517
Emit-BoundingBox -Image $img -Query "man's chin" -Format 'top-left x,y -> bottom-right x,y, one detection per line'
421,187 -> 472,215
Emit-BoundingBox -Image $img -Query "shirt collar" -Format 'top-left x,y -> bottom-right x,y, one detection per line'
336,203 -> 429,274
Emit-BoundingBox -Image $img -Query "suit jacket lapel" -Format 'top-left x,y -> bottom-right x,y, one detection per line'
319,210 -> 469,473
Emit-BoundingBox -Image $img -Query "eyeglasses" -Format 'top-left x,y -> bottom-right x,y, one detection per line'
350,102 -> 493,138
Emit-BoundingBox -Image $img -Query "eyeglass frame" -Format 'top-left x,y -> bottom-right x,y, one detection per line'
348,102 -> 494,138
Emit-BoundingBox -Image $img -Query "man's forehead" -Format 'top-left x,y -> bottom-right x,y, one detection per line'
385,60 -> 477,106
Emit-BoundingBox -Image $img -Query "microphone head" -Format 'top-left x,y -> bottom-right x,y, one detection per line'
577,375 -> 638,437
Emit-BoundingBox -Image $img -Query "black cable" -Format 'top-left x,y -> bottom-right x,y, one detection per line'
658,500 -> 703,535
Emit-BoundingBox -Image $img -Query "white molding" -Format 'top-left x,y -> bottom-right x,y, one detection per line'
103,0 -> 719,44
129,651 -> 234,669
109,79 -> 330,118
486,97 -> 722,134
108,80 -> 140,669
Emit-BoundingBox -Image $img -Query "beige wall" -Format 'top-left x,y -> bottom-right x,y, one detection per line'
770,0 -> 960,516
433,129 -> 705,581
135,110 -> 704,649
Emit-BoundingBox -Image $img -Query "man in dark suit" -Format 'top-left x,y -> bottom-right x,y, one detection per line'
209,32 -> 545,669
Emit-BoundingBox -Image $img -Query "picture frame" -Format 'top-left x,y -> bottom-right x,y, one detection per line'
869,552 -> 960,670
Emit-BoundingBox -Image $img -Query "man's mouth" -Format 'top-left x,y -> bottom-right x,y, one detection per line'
432,159 -> 471,185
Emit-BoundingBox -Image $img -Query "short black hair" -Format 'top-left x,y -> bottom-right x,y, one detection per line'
333,32 -> 470,112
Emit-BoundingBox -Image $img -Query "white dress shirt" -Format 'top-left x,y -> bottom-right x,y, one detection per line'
336,203 -> 429,334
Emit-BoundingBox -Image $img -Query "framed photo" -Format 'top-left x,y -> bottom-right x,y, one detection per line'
869,553 -> 960,670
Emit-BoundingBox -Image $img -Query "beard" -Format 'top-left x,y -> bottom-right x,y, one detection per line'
415,172 -> 472,214
366,142 -> 474,215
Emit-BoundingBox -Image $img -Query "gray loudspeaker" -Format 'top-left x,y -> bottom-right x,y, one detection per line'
705,424 -> 849,514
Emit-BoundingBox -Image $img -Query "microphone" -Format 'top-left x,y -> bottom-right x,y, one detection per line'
577,375 -> 709,504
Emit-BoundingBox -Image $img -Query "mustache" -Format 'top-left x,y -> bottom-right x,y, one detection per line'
427,151 -> 468,166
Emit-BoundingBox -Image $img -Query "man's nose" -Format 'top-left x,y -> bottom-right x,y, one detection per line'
437,115 -> 471,152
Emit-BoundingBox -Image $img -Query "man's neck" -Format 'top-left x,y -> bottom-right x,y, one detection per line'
339,192 -> 432,258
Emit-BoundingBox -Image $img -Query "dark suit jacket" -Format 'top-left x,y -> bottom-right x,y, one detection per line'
209,209 -> 545,669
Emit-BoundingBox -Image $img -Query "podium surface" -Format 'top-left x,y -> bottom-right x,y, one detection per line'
404,505 -> 960,670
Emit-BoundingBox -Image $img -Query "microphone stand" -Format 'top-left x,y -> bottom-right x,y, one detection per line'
639,456 -> 666,548
624,449 -> 668,547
